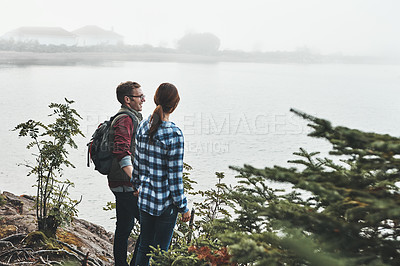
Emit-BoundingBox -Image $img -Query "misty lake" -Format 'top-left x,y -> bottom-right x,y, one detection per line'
1,61 -> 399,231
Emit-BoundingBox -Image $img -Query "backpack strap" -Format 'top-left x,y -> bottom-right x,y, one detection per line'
87,141 -> 92,167
109,111 -> 140,151
111,111 -> 139,133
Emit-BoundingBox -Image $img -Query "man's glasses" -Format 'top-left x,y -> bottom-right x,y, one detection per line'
127,95 -> 146,100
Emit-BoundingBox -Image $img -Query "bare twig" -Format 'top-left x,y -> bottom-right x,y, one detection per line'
6,252 -> 12,264
56,241 -> 101,266
0,234 -> 26,243
33,249 -> 80,261
187,208 -> 196,244
81,252 -> 89,266
38,256 -> 63,265
56,240 -> 85,257
39,256 -> 51,265
0,241 -> 14,249
0,248 -> 33,258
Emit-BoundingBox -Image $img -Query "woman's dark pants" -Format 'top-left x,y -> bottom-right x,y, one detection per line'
134,205 -> 178,266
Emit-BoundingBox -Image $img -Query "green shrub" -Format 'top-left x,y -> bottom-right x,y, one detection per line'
14,99 -> 84,237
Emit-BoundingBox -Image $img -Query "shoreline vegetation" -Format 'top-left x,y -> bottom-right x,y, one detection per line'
0,31 -> 398,65
2,101 -> 400,265
0,49 -> 397,66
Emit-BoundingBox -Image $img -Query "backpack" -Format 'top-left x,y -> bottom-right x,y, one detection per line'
87,111 -> 138,175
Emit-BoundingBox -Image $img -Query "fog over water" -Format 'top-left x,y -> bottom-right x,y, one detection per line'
1,0 -> 400,56
1,62 -> 400,231
1,0 -> 400,231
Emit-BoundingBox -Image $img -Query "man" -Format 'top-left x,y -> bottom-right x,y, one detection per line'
108,81 -> 146,266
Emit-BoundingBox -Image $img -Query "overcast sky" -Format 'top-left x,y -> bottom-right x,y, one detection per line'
1,0 -> 399,56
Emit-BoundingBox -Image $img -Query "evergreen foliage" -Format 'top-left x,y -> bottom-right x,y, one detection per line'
149,109 -> 399,265
13,99 -> 84,237
226,109 -> 400,265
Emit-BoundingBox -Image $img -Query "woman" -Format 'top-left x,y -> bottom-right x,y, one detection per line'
132,83 -> 191,266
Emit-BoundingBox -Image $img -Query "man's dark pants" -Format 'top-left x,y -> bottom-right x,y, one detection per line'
113,191 -> 140,266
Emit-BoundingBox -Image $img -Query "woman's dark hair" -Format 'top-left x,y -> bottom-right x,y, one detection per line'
116,81 -> 141,104
149,83 -> 180,140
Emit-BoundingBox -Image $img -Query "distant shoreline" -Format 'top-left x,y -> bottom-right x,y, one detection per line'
0,51 -> 221,65
0,50 -> 397,66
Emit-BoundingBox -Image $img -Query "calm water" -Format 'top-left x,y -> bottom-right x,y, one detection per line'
1,61 -> 399,231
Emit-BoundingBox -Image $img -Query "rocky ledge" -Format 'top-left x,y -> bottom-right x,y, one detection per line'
0,191 -> 115,265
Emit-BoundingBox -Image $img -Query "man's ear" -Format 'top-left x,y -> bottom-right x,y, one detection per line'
124,95 -> 130,104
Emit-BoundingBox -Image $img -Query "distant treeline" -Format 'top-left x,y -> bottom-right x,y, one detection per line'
0,39 -> 391,65
0,39 -> 174,53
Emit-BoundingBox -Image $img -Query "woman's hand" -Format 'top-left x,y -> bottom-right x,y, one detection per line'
181,210 -> 191,222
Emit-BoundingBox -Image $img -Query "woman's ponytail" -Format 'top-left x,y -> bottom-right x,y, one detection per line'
149,105 -> 164,140
148,83 -> 180,141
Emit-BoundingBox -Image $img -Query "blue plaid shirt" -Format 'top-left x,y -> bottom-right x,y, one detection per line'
132,117 -> 189,216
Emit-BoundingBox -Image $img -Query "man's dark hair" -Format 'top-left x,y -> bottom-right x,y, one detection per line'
116,81 -> 141,104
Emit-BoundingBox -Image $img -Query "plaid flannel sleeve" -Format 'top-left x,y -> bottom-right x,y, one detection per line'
167,130 -> 188,213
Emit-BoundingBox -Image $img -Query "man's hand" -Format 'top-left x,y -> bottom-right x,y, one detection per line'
122,165 -> 133,178
181,210 -> 191,222
133,190 -> 139,197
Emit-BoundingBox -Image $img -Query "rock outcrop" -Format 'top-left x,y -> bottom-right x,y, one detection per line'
0,191 -> 114,265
